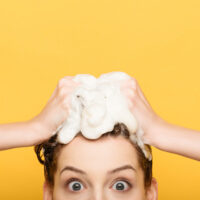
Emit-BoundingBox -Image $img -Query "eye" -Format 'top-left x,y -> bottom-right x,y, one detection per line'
67,178 -> 84,192
112,180 -> 131,191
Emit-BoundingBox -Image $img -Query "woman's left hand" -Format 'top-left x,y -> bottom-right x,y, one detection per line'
120,77 -> 166,145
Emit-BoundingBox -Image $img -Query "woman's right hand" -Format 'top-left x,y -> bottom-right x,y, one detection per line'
31,76 -> 80,142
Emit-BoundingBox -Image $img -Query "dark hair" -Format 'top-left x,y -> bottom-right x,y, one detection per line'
34,123 -> 152,189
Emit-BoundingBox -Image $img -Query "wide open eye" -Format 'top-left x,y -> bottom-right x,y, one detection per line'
112,180 -> 130,191
68,179 -> 84,192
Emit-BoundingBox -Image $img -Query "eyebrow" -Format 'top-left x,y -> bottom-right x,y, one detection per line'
60,164 -> 136,176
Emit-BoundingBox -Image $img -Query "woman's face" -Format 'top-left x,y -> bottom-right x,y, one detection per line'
43,134 -> 158,200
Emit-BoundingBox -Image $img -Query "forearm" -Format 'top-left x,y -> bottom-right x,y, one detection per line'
0,119 -> 48,150
148,119 -> 200,161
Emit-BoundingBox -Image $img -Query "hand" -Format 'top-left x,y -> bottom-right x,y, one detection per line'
31,76 -> 80,141
120,77 -> 166,145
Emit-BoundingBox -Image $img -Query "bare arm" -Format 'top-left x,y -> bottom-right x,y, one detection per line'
121,77 -> 200,161
0,120 -> 46,150
0,76 -> 79,151
148,118 -> 200,161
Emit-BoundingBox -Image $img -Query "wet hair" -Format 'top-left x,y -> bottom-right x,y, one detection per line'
34,123 -> 152,189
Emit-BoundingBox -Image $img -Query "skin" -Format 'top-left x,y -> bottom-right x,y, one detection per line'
43,134 -> 158,200
0,75 -> 200,161
121,77 -> 200,161
0,76 -> 80,150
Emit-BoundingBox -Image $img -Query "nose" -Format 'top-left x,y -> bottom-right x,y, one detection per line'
90,188 -> 108,200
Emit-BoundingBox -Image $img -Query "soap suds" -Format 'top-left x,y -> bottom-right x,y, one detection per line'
55,71 -> 152,161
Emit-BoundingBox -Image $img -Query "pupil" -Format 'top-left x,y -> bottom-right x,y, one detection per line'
73,183 -> 81,191
116,183 -> 124,190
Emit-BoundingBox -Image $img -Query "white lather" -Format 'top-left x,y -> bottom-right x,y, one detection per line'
55,71 -> 152,161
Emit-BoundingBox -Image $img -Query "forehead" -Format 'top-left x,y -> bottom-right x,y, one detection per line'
56,134 -> 140,173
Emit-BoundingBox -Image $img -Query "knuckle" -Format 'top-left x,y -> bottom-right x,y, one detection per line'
127,86 -> 137,96
58,86 -> 66,97
130,78 -> 137,88
130,76 -> 137,82
63,76 -> 74,80
58,78 -> 66,88
124,89 -> 136,101
127,98 -> 135,109
63,76 -> 75,84
61,98 -> 70,109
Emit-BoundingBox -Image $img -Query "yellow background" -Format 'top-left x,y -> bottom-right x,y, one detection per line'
0,0 -> 200,199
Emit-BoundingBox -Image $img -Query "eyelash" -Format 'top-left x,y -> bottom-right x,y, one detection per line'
112,177 -> 133,192
65,178 -> 85,193
65,177 -> 133,192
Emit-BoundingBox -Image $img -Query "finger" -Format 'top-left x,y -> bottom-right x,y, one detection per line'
120,79 -> 133,94
63,76 -> 74,80
123,88 -> 135,100
136,81 -> 152,108
59,77 -> 80,88
63,76 -> 81,87
127,77 -> 148,104
125,78 -> 151,109
47,84 -> 59,102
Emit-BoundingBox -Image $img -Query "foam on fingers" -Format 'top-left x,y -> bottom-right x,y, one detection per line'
56,71 -> 152,161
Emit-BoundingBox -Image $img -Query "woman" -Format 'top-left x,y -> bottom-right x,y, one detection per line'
35,123 -> 157,200
0,75 -> 199,198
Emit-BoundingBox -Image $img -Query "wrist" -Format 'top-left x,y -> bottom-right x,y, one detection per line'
142,115 -> 169,148
28,116 -> 51,145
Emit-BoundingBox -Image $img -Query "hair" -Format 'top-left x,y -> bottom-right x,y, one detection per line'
34,123 -> 152,189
